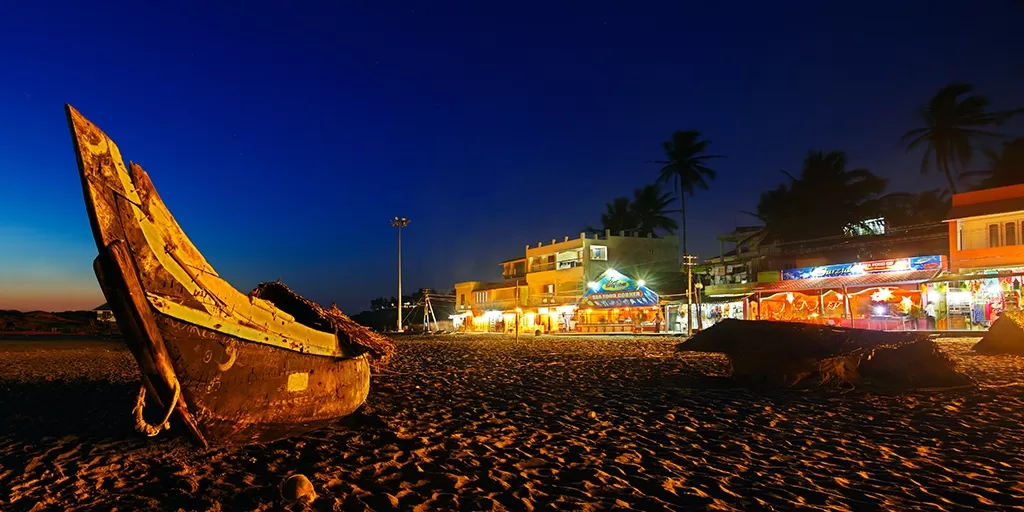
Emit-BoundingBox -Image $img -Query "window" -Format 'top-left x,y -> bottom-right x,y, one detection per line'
1007,222 -> 1018,246
989,224 -> 1001,247
544,284 -> 554,294
460,294 -> 466,306
590,245 -> 608,261
475,291 -> 488,303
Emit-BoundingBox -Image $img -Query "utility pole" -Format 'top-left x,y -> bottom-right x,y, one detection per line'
682,255 -> 697,337
390,216 -> 410,333
515,279 -> 521,341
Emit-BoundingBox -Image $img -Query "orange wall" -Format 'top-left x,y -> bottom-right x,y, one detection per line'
952,183 -> 1024,207
948,184 -> 1024,272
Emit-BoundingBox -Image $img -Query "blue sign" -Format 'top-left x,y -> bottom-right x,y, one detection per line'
782,255 -> 943,281
579,269 -> 660,308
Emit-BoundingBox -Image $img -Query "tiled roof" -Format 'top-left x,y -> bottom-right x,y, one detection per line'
753,269 -> 941,293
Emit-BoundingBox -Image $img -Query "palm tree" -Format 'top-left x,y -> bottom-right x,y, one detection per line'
630,184 -> 678,237
749,150 -> 888,243
901,83 -> 1021,193
654,130 -> 723,255
960,137 -> 1024,190
599,196 -> 637,235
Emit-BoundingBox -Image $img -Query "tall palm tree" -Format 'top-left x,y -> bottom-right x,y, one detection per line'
654,130 -> 723,255
960,137 -> 1024,190
901,83 -> 1021,193
749,150 -> 887,243
630,184 -> 678,237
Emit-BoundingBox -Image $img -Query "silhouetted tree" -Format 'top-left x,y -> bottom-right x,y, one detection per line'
631,184 -> 678,236
902,83 -> 1021,193
960,137 -> 1024,190
749,150 -> 887,243
873,189 -> 952,227
600,197 -> 637,235
654,130 -> 723,254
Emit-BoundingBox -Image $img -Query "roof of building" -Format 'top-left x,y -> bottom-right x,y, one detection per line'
498,256 -> 527,264
93,303 -> 110,310
752,268 -> 941,293
945,195 -> 1024,221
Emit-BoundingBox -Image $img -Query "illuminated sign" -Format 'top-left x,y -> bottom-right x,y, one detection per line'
579,269 -> 659,308
781,255 -> 943,281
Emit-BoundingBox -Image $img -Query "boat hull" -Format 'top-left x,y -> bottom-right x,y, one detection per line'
68,104 -> 379,448
155,313 -> 370,446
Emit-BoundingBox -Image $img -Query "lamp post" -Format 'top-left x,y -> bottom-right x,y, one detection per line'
390,216 -> 410,332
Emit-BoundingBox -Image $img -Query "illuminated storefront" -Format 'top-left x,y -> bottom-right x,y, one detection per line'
924,268 -> 1024,330
576,269 -> 664,333
751,255 -> 945,330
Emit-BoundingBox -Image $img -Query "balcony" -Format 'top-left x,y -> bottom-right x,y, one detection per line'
529,260 -> 583,273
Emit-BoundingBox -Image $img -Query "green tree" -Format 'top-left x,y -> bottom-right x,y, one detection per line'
901,83 -> 1021,193
654,130 -> 723,254
960,137 -> 1024,190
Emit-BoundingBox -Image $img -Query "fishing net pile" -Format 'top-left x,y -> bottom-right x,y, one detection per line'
973,311 -> 1024,356
249,281 -> 396,367
676,319 -> 973,390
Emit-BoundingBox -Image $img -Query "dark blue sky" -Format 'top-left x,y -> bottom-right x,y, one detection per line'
1,0 -> 1022,312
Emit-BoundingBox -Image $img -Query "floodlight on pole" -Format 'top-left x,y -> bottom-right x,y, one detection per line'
390,216 -> 410,332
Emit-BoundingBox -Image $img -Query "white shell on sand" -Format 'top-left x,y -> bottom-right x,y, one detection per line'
281,474 -> 316,503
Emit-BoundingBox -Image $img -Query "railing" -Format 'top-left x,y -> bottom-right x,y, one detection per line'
529,261 -> 582,273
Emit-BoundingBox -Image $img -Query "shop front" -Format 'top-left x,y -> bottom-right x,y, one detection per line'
669,296 -> 750,333
924,268 -> 1024,331
751,255 -> 945,330
577,269 -> 664,333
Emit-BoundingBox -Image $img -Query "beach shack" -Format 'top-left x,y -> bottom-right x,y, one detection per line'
576,269 -> 663,333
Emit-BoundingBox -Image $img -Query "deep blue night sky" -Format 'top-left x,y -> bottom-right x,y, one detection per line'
1,0 -> 1022,312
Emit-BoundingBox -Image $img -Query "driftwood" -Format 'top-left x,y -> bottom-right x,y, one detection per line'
676,319 -> 973,390
973,311 -> 1024,356
250,281 -> 396,367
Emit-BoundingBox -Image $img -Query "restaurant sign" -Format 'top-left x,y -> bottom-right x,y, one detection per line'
782,255 -> 943,281
579,269 -> 660,308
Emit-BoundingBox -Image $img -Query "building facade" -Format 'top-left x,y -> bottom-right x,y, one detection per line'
926,184 -> 1024,330
452,230 -> 680,333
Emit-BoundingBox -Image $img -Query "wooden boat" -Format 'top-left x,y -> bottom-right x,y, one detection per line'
65,105 -> 394,448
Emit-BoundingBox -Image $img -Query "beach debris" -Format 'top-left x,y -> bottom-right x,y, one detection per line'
675,319 -> 974,390
281,473 -> 317,504
250,281 -> 397,368
973,311 -> 1024,356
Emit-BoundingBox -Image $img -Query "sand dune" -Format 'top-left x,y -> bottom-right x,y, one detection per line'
2,336 -> 1024,511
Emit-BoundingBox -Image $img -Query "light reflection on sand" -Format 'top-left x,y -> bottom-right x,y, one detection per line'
1,336 -> 1022,510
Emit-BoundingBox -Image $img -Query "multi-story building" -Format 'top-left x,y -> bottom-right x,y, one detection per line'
452,230 -> 681,333
925,183 -> 1024,330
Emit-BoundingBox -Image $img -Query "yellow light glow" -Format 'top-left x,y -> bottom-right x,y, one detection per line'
637,280 -> 646,287
870,287 -> 895,302
588,281 -> 599,291
786,292 -> 794,303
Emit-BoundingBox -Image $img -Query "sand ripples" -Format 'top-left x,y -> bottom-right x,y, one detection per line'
2,337 -> 1024,511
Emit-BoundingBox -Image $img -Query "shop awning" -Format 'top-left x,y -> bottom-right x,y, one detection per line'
753,268 -> 941,293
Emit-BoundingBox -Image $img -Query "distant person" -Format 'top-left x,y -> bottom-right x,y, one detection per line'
925,302 -> 937,330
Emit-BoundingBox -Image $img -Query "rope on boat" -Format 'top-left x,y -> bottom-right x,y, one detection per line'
133,380 -> 180,437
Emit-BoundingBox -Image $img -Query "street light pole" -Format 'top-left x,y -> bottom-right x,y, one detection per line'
390,216 -> 410,333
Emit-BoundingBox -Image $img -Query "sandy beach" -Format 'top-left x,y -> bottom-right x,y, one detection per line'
2,335 -> 1024,511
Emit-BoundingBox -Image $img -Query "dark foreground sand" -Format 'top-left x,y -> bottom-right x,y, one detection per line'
2,335 -> 1024,511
